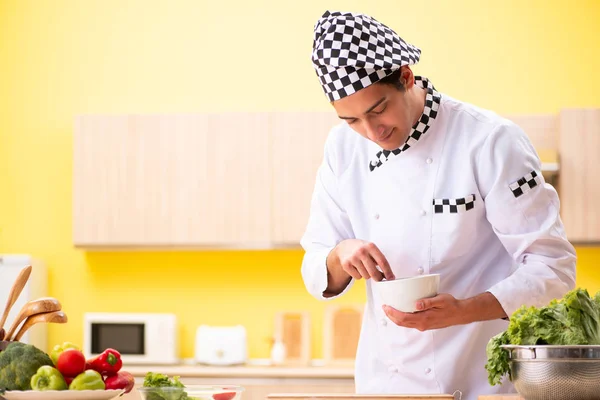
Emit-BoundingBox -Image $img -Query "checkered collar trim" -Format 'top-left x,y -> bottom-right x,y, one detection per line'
369,76 -> 441,172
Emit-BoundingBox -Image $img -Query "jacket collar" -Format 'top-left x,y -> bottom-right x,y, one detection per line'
369,76 -> 441,172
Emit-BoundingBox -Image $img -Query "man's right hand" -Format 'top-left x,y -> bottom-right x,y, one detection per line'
324,239 -> 394,297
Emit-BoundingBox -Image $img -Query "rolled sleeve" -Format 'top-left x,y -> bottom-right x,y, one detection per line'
477,121 -> 577,316
300,134 -> 355,301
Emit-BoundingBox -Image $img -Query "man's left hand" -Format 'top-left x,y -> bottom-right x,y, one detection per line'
382,293 -> 467,331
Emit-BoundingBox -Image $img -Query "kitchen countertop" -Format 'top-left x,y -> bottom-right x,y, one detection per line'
124,363 -> 355,379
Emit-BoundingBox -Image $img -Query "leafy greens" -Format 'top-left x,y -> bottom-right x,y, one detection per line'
142,372 -> 189,400
485,288 -> 600,386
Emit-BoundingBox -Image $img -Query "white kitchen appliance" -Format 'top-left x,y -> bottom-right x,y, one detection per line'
0,254 -> 47,351
195,325 -> 248,365
83,312 -> 179,365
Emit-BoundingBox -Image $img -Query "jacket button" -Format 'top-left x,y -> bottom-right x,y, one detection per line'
425,367 -> 432,374
426,158 -> 433,164
374,213 -> 380,220
417,267 -> 424,275
381,318 -> 387,326
420,210 -> 427,216
388,365 -> 399,373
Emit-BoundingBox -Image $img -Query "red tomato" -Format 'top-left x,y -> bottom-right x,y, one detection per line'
56,348 -> 87,377
213,392 -> 237,400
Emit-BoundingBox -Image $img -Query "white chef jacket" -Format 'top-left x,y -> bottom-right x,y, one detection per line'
300,86 -> 577,400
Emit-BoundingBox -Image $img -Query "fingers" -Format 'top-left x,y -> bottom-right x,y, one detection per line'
358,247 -> 384,281
341,258 -> 370,280
367,243 -> 394,280
341,259 -> 362,280
383,305 -> 427,331
415,299 -> 429,311
342,248 -> 379,281
353,259 -> 370,279
417,294 -> 447,311
382,295 -> 457,331
340,240 -> 393,281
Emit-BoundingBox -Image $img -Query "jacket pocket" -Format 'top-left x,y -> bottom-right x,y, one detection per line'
431,194 -> 479,262
433,194 -> 476,215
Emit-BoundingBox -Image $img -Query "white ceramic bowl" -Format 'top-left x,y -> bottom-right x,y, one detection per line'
373,274 -> 440,313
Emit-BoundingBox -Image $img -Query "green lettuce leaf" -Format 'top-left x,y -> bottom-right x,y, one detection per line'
485,288 -> 600,386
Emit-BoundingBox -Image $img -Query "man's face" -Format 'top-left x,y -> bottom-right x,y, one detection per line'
331,82 -> 413,150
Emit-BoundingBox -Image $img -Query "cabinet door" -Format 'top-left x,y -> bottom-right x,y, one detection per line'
558,109 -> 600,242
73,113 -> 271,247
205,112 -> 271,245
73,114 -> 210,246
270,112 -> 339,244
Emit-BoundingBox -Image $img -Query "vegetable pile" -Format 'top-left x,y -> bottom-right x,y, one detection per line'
485,287 -> 600,386
0,341 -> 134,393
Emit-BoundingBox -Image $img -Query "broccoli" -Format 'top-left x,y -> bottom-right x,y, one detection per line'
0,342 -> 54,390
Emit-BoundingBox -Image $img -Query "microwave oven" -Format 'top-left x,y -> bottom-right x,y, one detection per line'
83,312 -> 179,365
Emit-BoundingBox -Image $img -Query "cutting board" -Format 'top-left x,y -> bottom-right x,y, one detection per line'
274,311 -> 311,365
268,395 -> 454,400
323,304 -> 363,365
478,395 -> 523,400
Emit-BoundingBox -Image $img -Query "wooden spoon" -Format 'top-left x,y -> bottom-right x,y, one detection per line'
14,311 -> 68,342
4,297 -> 62,341
0,265 -> 32,341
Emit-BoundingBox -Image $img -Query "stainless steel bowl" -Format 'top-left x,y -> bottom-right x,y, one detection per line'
502,345 -> 600,400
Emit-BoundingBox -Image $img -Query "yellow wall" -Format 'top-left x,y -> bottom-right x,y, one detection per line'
1,0 -> 600,359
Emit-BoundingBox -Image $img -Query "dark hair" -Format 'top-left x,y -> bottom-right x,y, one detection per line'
377,69 -> 405,91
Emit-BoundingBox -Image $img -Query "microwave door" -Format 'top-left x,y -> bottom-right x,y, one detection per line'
91,323 -> 145,356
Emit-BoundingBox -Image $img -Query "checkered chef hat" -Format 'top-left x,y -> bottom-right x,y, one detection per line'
311,10 -> 422,102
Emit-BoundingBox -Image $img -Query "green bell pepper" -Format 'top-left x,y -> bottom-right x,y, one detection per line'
69,370 -> 106,390
31,366 -> 68,391
50,341 -> 80,365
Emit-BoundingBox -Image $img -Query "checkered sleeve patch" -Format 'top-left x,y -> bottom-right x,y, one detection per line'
509,170 -> 542,198
433,194 -> 476,214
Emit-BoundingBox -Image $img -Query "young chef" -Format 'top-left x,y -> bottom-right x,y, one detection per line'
300,10 -> 577,400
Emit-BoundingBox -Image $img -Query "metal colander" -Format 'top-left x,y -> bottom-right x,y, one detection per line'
502,345 -> 600,400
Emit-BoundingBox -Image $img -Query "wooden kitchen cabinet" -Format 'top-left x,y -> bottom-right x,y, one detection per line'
502,110 -> 600,242
506,109 -> 600,242
558,109 -> 600,242
73,112 -> 339,248
73,113 -> 271,247
73,108 -> 600,248
270,112 -> 338,244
